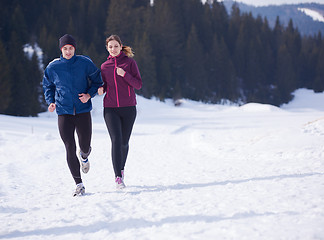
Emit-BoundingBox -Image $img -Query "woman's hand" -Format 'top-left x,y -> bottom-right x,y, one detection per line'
98,87 -> 104,95
48,103 -> 56,112
116,67 -> 125,77
79,93 -> 91,103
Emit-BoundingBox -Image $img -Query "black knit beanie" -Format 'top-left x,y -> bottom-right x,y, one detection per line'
59,34 -> 77,50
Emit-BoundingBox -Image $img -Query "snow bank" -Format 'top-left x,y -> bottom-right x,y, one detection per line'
238,103 -> 283,112
282,88 -> 324,112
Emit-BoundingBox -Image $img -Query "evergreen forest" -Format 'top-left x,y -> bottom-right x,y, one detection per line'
1,0 -> 324,116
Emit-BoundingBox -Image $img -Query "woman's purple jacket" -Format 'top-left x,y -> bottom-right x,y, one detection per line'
101,51 -> 142,108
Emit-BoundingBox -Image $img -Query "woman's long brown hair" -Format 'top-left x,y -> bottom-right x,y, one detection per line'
106,35 -> 134,58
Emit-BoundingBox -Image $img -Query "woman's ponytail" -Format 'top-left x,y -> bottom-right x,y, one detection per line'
122,46 -> 134,58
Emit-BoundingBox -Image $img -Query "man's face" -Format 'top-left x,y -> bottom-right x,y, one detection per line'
61,45 -> 75,59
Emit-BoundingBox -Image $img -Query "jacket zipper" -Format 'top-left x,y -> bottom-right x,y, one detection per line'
114,58 -> 120,107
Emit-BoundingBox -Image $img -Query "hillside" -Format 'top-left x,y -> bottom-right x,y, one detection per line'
223,0 -> 324,35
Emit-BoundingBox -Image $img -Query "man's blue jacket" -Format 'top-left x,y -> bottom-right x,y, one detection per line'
43,54 -> 103,115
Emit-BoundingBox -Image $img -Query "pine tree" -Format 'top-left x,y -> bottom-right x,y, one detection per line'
86,0 -> 110,62
28,52 -> 43,116
284,19 -> 302,87
157,56 -> 172,100
210,1 -> 229,45
314,39 -> 324,91
181,0 -> 205,43
274,44 -> 295,105
7,31 -> 31,116
10,4 -> 28,43
208,35 -> 237,102
0,40 -> 11,113
228,3 -> 241,57
233,18 -> 248,82
260,17 -> 276,89
134,32 -> 157,98
184,24 -> 207,100
0,0 -> 13,43
245,36 -> 267,102
39,26 -> 59,66
105,0 -> 135,42
273,16 -> 284,53
151,0 -> 183,99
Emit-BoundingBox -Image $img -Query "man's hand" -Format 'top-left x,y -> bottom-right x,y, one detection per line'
48,103 -> 56,112
79,93 -> 91,103
98,87 -> 104,95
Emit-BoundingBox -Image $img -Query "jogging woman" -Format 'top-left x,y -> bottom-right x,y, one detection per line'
98,35 -> 142,189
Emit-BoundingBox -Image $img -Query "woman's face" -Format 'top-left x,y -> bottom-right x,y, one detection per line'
107,40 -> 122,57
61,45 -> 75,60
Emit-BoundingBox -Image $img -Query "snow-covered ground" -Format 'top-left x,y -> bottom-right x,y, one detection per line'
0,88 -> 324,239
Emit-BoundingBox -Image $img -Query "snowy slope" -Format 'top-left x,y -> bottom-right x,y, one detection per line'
0,88 -> 324,239
229,0 -> 324,7
298,7 -> 324,22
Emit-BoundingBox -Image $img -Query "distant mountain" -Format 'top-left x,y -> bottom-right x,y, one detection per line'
223,0 -> 324,36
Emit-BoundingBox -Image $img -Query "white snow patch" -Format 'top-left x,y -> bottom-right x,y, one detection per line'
239,103 -> 283,112
23,43 -> 44,71
298,7 -> 324,22
281,88 -> 324,111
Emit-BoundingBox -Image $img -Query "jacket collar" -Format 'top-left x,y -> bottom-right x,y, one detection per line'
60,54 -> 77,63
107,51 -> 125,60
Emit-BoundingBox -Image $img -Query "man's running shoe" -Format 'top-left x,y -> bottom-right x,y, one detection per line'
79,148 -> 91,174
73,183 -> 85,197
80,158 -> 90,174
